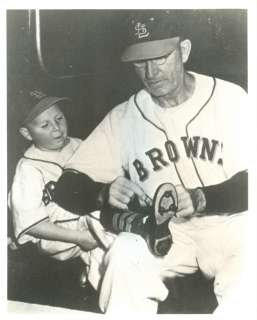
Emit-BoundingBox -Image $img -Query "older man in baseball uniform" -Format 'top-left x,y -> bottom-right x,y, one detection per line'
53,11 -> 248,314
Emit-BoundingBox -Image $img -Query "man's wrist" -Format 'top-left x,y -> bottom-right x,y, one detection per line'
200,171 -> 248,214
189,188 -> 206,213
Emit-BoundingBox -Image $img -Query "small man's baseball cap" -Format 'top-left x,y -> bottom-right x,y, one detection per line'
121,10 -> 181,62
18,88 -> 71,126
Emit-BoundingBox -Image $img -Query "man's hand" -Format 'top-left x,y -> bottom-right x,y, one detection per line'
108,176 -> 152,210
175,185 -> 206,219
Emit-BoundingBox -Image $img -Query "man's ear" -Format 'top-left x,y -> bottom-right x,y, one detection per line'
19,127 -> 32,141
180,39 -> 192,64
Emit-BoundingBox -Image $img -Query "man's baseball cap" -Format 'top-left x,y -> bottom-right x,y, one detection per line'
121,10 -> 182,62
18,88 -> 72,126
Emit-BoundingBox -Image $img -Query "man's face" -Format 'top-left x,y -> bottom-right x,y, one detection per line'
133,40 -> 190,100
24,104 -> 68,151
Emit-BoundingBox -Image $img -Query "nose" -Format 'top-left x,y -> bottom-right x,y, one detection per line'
51,121 -> 62,136
145,60 -> 159,79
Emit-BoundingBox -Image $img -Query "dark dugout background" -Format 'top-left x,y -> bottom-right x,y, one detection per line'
7,9 -> 247,313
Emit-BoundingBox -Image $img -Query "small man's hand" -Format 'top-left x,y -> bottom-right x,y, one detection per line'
75,229 -> 99,251
108,176 -> 152,210
86,214 -> 116,250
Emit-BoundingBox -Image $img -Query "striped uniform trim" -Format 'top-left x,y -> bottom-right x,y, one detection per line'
22,156 -> 64,171
38,241 -> 78,257
54,217 -> 80,224
112,211 -> 142,233
134,78 -> 216,188
185,77 -> 216,187
134,94 -> 186,188
124,213 -> 140,232
118,212 -> 135,231
16,217 -> 49,245
112,213 -> 120,232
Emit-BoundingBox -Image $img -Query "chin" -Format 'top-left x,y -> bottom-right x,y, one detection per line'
148,88 -> 170,98
53,137 -> 68,150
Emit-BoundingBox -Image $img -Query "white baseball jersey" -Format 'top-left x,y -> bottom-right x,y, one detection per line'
63,72 -> 249,310
66,72 -> 247,207
9,137 -> 82,247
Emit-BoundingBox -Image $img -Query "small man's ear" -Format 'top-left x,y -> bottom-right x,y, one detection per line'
19,127 -> 33,141
180,39 -> 192,64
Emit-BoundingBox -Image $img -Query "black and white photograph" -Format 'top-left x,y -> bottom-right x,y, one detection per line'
3,1 -> 257,318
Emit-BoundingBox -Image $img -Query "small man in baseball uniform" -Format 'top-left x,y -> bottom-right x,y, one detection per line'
8,89 -> 113,266
53,11 -> 248,314
8,87 -> 177,297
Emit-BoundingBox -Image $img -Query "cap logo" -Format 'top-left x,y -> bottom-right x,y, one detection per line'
134,22 -> 150,39
29,89 -> 46,100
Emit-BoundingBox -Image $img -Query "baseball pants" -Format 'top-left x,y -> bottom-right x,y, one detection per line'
86,213 -> 247,314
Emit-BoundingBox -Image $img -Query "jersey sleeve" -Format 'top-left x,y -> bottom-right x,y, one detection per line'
65,105 -> 127,183
8,160 -> 49,245
219,84 -> 248,178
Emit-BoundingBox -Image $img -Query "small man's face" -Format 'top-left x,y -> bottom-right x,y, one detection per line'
133,40 -> 191,101
21,104 -> 68,151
